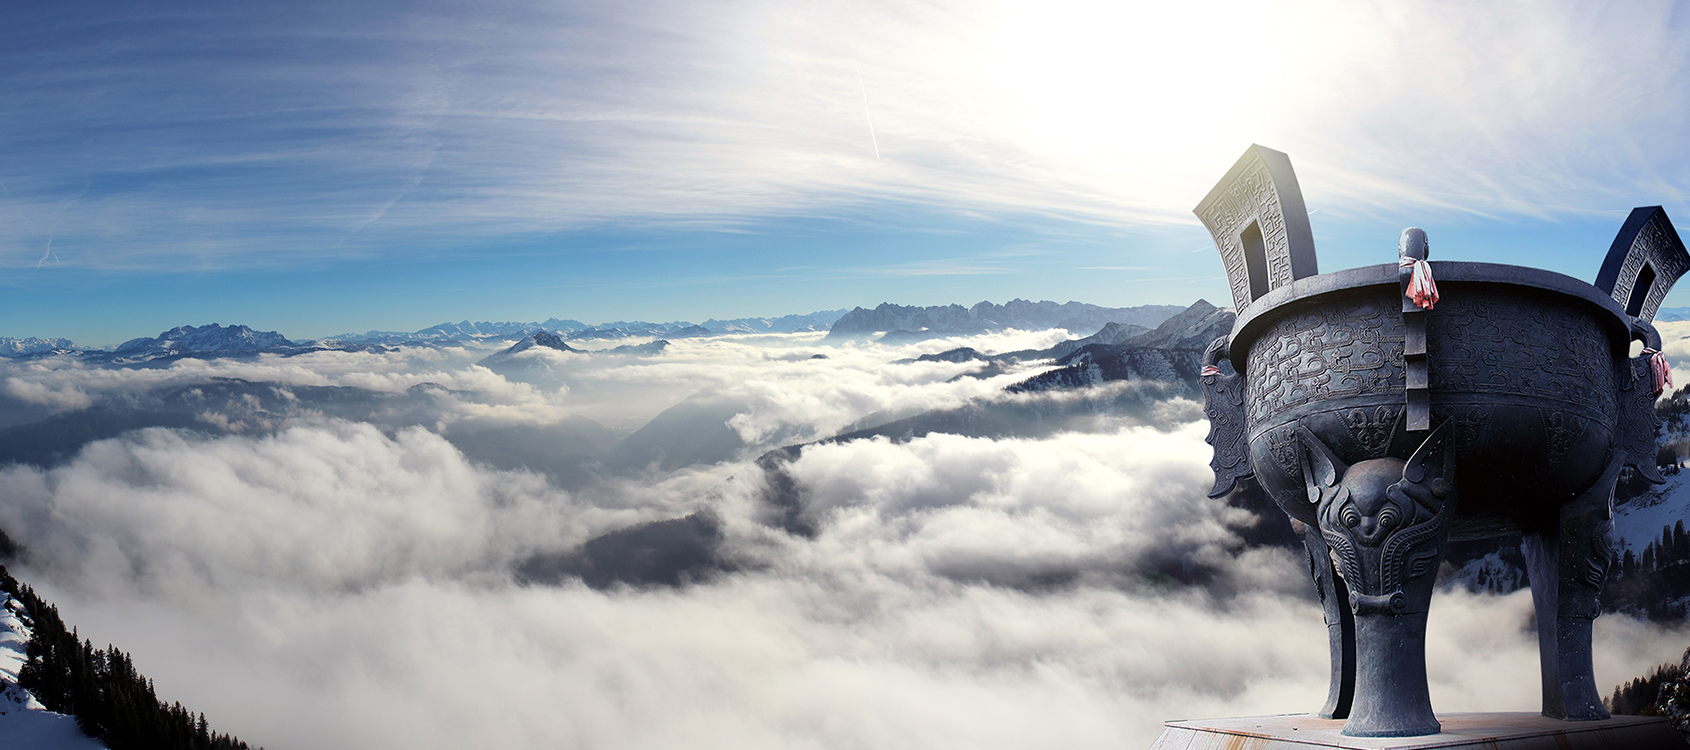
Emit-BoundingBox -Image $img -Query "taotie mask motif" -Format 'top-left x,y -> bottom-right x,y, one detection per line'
1300,422 -> 1456,617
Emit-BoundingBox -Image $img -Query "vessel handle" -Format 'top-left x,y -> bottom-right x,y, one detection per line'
1630,316 -> 1662,352
1203,336 -> 1231,373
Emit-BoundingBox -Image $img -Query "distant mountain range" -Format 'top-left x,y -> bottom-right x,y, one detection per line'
477,330 -> 672,369
825,299 -> 1186,341
74,324 -> 389,365
320,309 -> 849,347
515,299 -> 1250,589
0,299 -> 1203,363
0,337 -> 75,357
0,310 -> 850,361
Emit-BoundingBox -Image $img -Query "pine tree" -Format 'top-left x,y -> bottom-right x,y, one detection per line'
1655,647 -> 1690,741
0,564 -> 263,750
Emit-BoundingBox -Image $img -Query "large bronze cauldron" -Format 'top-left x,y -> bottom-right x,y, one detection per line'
1197,146 -> 1689,737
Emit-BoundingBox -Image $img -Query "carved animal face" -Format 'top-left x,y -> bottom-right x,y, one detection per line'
1300,422 -> 1455,546
1326,461 -> 1411,545
1301,422 -> 1457,608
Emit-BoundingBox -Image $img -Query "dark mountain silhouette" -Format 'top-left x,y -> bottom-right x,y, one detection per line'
516,512 -> 729,589
607,391 -> 750,473
0,408 -> 210,467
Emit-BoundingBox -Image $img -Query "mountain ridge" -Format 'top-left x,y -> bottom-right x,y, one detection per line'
322,309 -> 850,347
825,299 -> 1186,340
0,300 -> 1192,360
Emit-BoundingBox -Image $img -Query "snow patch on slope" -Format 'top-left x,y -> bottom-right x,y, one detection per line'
0,591 -> 105,749
1615,472 -> 1690,554
1439,551 -> 1527,595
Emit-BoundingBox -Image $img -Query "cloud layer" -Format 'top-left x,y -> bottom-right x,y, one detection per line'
0,331 -> 1686,749
7,426 -> 1686,748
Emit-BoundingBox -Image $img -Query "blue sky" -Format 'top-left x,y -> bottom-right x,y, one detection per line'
4,0 -> 1690,346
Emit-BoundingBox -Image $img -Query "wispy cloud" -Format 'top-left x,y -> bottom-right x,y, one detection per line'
855,259 -> 1015,276
3,1 -> 1688,272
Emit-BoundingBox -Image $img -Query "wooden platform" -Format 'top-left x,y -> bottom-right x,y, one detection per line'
1149,712 -> 1686,749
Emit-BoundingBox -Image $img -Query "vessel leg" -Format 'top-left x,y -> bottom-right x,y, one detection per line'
1293,519 -> 1354,719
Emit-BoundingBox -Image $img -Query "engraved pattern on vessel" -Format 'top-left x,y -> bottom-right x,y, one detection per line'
1449,405 -> 1494,455
1612,218 -> 1690,321
1540,411 -> 1583,467
1641,220 -> 1690,319
1246,297 -> 1406,426
1265,427 -> 1304,476
1424,292 -> 1614,421
1379,500 -> 1454,594
1617,356 -> 1664,481
1612,243 -> 1647,313
1322,529 -> 1363,592
1200,152 -> 1293,311
1343,406 -> 1399,458
1202,369 -> 1252,495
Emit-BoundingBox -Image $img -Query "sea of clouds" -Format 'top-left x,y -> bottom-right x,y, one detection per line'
1,331 -> 1687,749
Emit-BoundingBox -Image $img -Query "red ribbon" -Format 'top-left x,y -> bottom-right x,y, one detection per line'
1643,348 -> 1673,395
1400,258 -> 1439,310
1200,365 -> 1221,377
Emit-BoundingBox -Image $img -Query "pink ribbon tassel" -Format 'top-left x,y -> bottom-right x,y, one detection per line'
1400,258 -> 1439,310
1643,348 -> 1673,395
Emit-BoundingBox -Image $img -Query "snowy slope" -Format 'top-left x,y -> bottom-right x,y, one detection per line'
0,592 -> 105,750
0,338 -> 76,358
1615,471 -> 1690,554
1438,550 -> 1527,594
113,323 -> 293,357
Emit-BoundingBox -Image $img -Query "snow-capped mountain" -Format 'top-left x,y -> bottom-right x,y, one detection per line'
887,300 -> 1233,392
321,319 -> 583,347
700,310 -> 848,334
326,318 -> 707,346
113,324 -> 293,358
67,324 -> 386,364
477,330 -> 582,367
2,302 -> 1185,363
1006,300 -> 1233,394
326,309 -> 851,347
0,308 -> 845,357
479,330 -> 672,369
565,325 -> 669,340
665,324 -> 713,339
0,337 -> 77,358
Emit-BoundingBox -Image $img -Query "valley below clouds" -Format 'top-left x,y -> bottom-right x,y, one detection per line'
0,329 -> 1686,749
